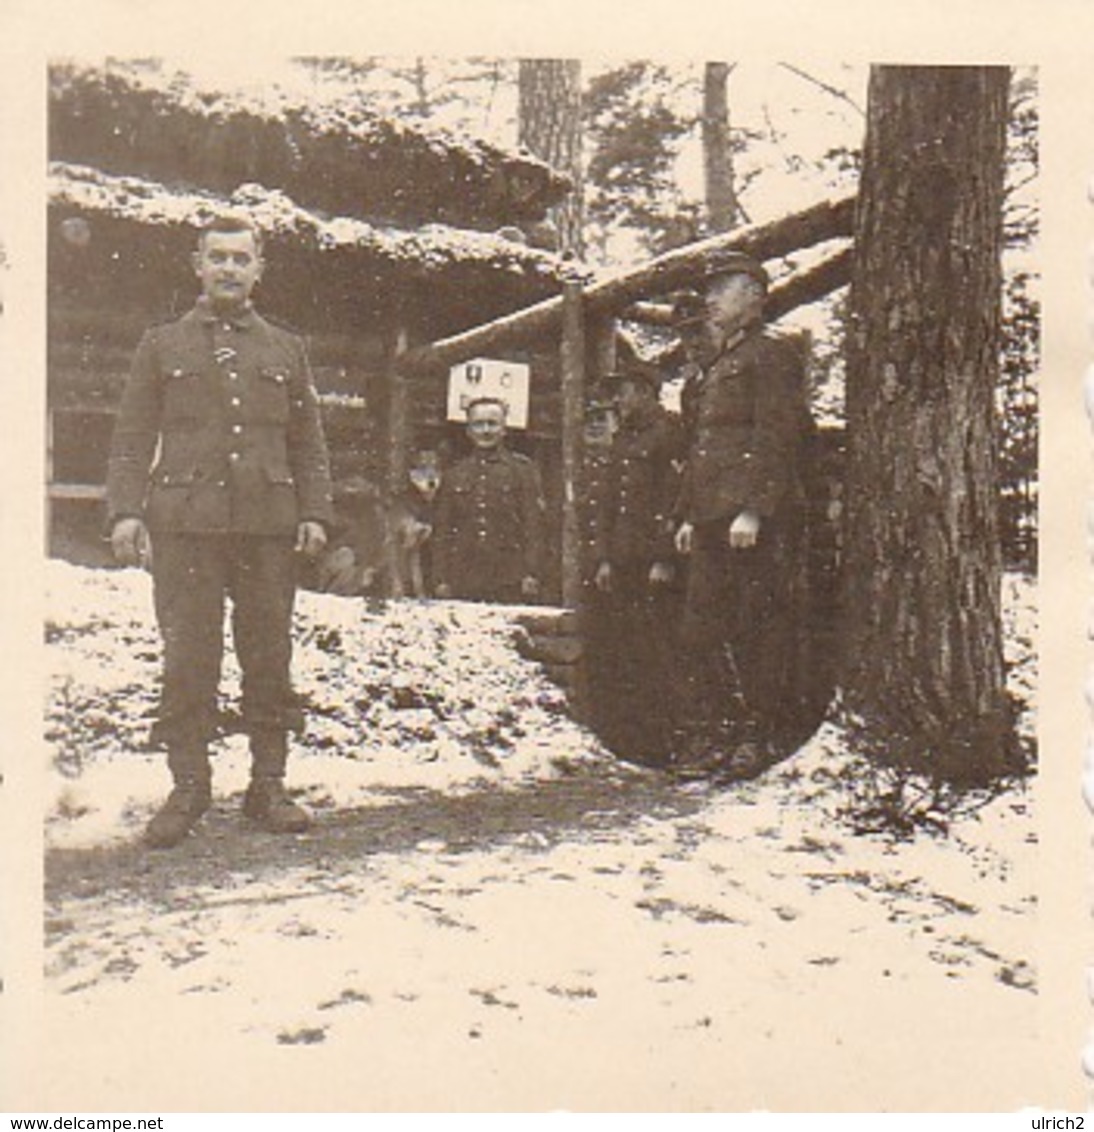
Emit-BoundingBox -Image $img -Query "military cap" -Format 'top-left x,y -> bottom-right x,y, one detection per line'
704,250 -> 769,290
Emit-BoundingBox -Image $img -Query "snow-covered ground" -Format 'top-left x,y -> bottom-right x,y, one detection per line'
36,562 -> 1039,1111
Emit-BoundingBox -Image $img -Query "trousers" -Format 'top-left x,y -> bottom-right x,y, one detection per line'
149,532 -> 299,747
584,561 -> 681,766
675,514 -> 803,744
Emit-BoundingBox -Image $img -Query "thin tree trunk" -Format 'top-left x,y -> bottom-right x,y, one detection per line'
841,65 -> 1013,780
703,62 -> 738,232
518,59 -> 584,257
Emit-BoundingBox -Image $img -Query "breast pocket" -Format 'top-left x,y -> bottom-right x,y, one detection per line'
252,366 -> 292,424
160,366 -> 206,424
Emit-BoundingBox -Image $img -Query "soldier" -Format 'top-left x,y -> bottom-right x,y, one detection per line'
586,361 -> 684,765
670,252 -> 811,778
432,397 -> 546,603
107,214 -> 334,847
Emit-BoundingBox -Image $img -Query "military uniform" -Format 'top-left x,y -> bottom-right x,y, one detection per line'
107,297 -> 335,751
431,446 -> 545,603
586,401 -> 683,765
675,326 -> 810,753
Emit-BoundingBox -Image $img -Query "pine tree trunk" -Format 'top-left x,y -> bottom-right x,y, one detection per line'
842,65 -> 1013,779
703,62 -> 738,232
518,59 -> 584,257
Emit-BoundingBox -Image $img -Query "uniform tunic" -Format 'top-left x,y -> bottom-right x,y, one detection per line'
106,298 -> 335,746
586,403 -> 684,765
675,326 -> 810,748
431,446 -> 546,603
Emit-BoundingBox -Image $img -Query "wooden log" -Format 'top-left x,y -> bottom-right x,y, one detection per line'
559,283 -> 586,610
399,194 -> 856,374
621,244 -> 854,327
765,246 -> 853,322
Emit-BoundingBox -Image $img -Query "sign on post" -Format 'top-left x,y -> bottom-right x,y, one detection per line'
447,358 -> 531,430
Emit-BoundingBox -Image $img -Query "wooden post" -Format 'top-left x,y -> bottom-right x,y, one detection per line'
559,282 -> 586,610
387,327 -> 411,496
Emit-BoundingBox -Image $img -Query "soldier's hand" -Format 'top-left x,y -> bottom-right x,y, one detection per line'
434,582 -> 452,599
110,517 -> 151,569
594,561 -> 612,593
295,520 -> 328,559
674,522 -> 694,555
649,561 -> 674,587
520,575 -> 540,599
728,510 -> 761,549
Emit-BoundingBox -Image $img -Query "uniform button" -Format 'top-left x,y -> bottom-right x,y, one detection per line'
232,424 -> 243,434
223,323 -> 233,332
230,397 -> 241,407
171,368 -> 184,378
228,371 -> 239,380
216,480 -> 226,487
230,452 -> 241,462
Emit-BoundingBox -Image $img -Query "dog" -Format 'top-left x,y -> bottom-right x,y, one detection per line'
310,454 -> 440,599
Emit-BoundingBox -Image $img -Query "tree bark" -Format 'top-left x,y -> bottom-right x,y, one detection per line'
703,62 -> 739,232
518,59 -> 584,257
842,65 -> 1013,779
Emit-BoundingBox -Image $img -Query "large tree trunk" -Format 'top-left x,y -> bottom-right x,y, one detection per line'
518,59 -> 584,257
842,65 -> 1013,780
702,62 -> 739,232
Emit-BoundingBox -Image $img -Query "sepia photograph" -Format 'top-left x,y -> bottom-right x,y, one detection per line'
2,2 -> 1087,1114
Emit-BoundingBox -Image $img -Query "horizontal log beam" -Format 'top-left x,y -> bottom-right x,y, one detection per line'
399,193 -> 856,374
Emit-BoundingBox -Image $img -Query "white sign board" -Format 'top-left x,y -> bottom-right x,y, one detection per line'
447,357 -> 531,430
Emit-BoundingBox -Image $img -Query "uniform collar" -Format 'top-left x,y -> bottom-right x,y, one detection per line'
473,444 -> 507,462
708,322 -> 762,371
193,296 -> 259,330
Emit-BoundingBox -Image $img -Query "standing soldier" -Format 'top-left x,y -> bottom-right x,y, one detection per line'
586,361 -> 684,765
432,397 -> 546,603
671,253 -> 811,778
107,214 -> 334,847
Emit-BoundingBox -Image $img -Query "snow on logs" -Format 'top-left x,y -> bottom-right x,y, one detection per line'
49,63 -> 571,230
397,194 -> 857,375
48,162 -> 572,328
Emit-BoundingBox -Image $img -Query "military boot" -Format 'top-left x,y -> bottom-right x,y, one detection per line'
144,744 -> 212,849
243,731 -> 311,834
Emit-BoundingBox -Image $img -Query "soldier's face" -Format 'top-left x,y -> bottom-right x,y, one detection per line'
193,230 -> 264,310
466,404 -> 507,449
618,380 -> 652,421
706,275 -> 765,334
680,318 -> 724,366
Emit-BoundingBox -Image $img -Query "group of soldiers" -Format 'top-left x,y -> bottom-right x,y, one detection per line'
585,254 -> 813,780
105,213 -> 811,849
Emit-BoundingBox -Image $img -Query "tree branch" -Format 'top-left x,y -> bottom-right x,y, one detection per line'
778,62 -> 865,117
